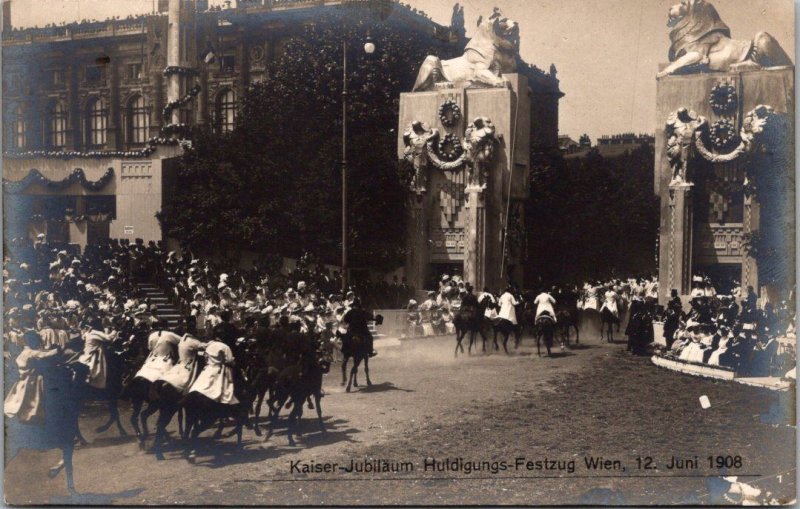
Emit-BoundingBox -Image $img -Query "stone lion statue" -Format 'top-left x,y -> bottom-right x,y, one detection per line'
412,8 -> 519,92
657,0 -> 792,78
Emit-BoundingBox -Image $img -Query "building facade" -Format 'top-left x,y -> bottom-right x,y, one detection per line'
3,0 -> 560,259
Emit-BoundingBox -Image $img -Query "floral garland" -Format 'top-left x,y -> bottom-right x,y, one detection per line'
162,83 -> 202,122
2,136 -> 188,161
161,123 -> 192,137
708,119 -> 739,151
438,99 -> 462,128
4,168 -> 114,194
162,66 -> 199,78
709,83 -> 737,116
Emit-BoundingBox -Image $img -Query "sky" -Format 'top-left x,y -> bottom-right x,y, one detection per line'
7,0 -> 796,142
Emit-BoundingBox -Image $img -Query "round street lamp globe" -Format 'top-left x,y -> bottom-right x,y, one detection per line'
364,41 -> 376,54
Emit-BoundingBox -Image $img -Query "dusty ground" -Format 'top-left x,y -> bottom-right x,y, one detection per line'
4,331 -> 795,506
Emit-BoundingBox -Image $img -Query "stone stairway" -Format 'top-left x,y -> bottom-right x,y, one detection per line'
138,283 -> 183,329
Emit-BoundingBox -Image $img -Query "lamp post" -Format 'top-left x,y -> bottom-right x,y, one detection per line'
341,36 -> 375,293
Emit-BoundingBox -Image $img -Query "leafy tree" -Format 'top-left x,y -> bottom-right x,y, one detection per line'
159,5 -> 460,270
525,143 -> 659,286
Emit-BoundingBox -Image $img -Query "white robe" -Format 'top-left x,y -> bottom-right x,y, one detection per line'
534,292 -> 556,322
78,329 -> 117,389
134,331 -> 181,382
708,337 -> 730,366
600,290 -> 619,317
158,335 -> 206,393
498,292 -> 519,325
188,341 -> 238,405
4,346 -> 59,423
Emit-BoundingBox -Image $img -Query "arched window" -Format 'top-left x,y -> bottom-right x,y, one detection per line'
127,95 -> 149,144
47,101 -> 68,149
216,89 -> 236,133
86,97 -> 107,147
8,104 -> 27,149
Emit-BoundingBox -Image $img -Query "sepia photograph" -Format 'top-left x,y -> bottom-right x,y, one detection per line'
1,0 -> 796,505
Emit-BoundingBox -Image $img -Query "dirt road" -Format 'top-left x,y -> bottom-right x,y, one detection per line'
4,334 -> 795,505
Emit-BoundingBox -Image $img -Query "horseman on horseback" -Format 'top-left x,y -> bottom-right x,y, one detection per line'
341,297 -> 377,359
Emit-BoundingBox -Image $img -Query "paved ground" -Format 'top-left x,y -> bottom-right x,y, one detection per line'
4,332 -> 796,505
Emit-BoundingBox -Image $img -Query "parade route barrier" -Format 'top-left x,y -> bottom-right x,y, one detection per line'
651,354 -> 795,391
651,355 -> 735,381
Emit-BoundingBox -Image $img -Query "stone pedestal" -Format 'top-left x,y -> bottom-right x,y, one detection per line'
404,196 -> 429,293
660,183 -> 694,299
655,67 -> 794,304
397,74 -> 531,292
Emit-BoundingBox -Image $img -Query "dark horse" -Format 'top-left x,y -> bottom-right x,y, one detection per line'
6,357 -> 85,496
453,294 -> 489,356
181,365 -> 254,463
265,350 -> 330,446
341,329 -> 373,392
536,313 -> 557,357
556,294 -> 580,346
600,306 -> 619,343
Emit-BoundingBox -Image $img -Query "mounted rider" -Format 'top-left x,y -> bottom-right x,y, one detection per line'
534,288 -> 557,322
341,297 -> 378,358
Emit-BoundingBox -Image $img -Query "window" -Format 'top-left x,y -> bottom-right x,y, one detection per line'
127,63 -> 143,80
86,97 -> 108,147
47,101 -> 68,149
8,104 -> 27,149
216,89 -> 236,133
85,65 -> 107,83
220,55 -> 235,73
127,95 -> 149,144
51,69 -> 65,86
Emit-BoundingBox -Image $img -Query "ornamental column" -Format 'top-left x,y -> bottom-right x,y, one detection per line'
666,182 -> 694,298
167,0 -> 183,125
463,185 -> 486,290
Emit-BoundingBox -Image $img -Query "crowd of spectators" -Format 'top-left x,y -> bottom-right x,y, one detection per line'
662,277 -> 796,378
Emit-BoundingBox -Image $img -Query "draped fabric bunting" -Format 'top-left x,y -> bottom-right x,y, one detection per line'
3,168 -> 114,194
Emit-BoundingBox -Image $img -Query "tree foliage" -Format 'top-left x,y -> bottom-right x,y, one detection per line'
159,5 -> 460,270
525,144 -> 659,285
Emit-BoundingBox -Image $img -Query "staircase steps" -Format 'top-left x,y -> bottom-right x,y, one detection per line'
138,283 -> 182,329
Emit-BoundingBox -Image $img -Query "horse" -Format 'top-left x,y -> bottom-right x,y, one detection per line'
600,307 -> 619,343
555,292 -> 580,345
453,296 -> 489,356
536,314 -> 557,357
181,365 -> 254,463
491,295 -> 524,354
123,330 -> 180,449
84,320 -> 150,438
5,358 -> 85,496
341,329 -> 373,392
264,351 -> 330,447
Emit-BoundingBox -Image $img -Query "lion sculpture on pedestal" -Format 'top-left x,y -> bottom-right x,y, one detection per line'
657,0 -> 792,78
412,8 -> 519,92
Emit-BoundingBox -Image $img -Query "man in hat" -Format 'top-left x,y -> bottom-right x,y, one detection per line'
341,297 -> 378,357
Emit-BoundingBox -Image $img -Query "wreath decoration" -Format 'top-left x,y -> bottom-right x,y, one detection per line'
438,99 -> 462,128
426,132 -> 467,171
709,119 -> 739,151
709,83 -> 738,116
437,133 -> 464,161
